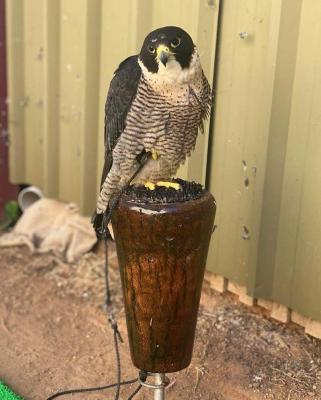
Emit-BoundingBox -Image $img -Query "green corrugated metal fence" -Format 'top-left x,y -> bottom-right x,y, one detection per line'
207,0 -> 321,322
5,0 -> 321,322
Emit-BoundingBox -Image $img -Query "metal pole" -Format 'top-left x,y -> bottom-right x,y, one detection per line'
138,371 -> 169,398
154,373 -> 165,400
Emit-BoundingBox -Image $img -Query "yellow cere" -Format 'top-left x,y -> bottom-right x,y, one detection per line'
156,44 -> 171,58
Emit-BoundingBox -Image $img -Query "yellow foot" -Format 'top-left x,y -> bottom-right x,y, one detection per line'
144,182 -> 156,190
156,181 -> 181,190
151,149 -> 158,160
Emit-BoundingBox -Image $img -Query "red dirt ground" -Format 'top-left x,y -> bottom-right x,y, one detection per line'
1,243 -> 321,400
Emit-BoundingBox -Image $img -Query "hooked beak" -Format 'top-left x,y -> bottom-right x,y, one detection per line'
156,44 -> 172,66
159,51 -> 169,66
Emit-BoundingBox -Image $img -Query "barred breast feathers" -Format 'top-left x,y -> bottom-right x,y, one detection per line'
138,48 -> 211,118
135,48 -> 211,165
96,49 -> 211,215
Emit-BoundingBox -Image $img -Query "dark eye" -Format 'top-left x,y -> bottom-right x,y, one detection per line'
148,45 -> 155,54
171,37 -> 181,48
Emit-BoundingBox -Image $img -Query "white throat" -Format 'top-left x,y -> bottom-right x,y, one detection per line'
139,49 -> 202,86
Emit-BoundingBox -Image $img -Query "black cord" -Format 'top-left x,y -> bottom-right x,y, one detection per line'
127,384 -> 142,399
45,238 -> 135,400
104,235 -> 111,305
114,328 -> 121,400
46,154 -> 152,400
46,378 -> 138,400
127,371 -> 147,400
46,239 -> 130,400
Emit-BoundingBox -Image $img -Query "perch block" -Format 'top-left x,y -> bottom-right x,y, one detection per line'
112,180 -> 216,373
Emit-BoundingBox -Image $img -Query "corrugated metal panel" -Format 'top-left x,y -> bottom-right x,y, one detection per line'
250,0 -> 303,299
58,0 -> 101,213
207,0 -> 284,285
0,0 -> 19,214
6,0 -> 220,215
207,0 -> 321,322
6,0 -> 25,182
272,0 -> 321,320
6,0 -> 321,322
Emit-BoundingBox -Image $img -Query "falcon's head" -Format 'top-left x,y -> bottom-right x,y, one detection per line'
139,26 -> 199,83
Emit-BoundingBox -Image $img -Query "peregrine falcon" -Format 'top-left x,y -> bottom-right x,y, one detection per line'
93,26 -> 212,233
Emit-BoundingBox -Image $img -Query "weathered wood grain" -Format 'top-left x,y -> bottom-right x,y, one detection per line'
112,191 -> 215,372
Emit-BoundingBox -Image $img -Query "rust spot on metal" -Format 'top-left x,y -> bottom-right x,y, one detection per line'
242,225 -> 250,240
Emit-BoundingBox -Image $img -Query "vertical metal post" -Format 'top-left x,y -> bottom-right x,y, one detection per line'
138,372 -> 169,399
154,373 -> 165,400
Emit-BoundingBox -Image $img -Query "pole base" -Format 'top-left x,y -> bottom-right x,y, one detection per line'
138,373 -> 170,400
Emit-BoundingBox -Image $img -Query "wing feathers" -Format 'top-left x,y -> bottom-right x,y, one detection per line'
100,55 -> 141,187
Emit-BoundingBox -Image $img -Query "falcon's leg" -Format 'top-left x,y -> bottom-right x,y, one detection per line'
142,150 -> 181,190
93,150 -> 150,237
151,149 -> 158,160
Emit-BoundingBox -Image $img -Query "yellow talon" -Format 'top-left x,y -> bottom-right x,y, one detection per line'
144,182 -> 156,190
156,181 -> 181,190
151,149 -> 158,160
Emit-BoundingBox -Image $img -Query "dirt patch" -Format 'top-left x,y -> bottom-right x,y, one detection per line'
1,243 -> 321,399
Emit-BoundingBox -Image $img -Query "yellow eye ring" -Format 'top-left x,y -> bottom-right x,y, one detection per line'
171,37 -> 181,48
